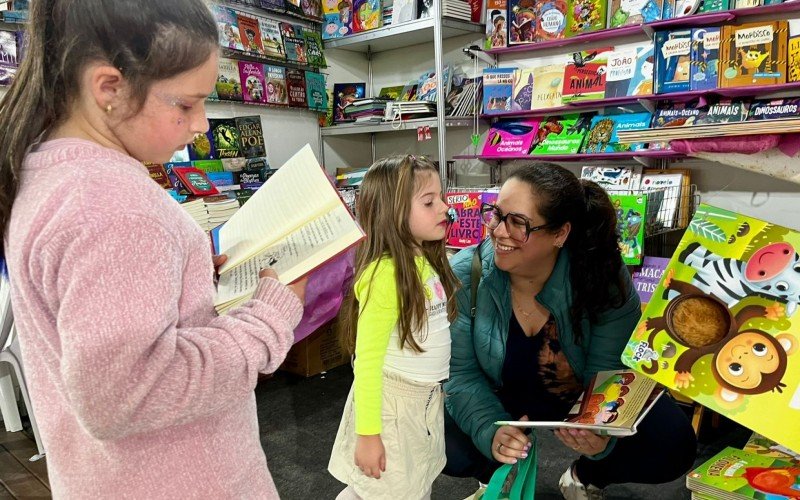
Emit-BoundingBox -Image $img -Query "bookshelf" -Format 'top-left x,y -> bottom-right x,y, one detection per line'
320,116 -> 474,136
323,17 -> 483,53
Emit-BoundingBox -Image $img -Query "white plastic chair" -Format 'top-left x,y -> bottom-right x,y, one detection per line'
0,278 -> 45,461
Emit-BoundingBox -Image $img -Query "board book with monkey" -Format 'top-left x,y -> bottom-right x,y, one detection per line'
622,204 -> 800,453
495,369 -> 664,436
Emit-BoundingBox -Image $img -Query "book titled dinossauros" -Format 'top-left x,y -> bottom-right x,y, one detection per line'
622,204 -> 800,453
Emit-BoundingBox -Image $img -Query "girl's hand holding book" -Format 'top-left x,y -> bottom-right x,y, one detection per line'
354,434 -> 386,479
554,428 -> 610,456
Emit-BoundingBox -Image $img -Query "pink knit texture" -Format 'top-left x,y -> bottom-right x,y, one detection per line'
5,139 -> 303,499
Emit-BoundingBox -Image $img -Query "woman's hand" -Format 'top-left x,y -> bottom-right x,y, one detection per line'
492,415 -> 532,464
354,434 -> 386,479
554,428 -> 610,456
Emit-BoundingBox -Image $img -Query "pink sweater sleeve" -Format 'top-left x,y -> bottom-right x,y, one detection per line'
40,213 -> 303,441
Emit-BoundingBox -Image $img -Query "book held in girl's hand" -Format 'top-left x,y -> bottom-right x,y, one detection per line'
496,369 -> 664,436
213,145 -> 365,314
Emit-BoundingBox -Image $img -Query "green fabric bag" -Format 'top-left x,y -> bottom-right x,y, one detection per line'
481,435 -> 537,500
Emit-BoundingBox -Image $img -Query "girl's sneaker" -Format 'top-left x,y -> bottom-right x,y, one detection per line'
558,462 -> 605,500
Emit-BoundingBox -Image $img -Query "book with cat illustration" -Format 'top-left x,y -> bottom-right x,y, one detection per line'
621,205 -> 800,453
496,369 -> 664,436
719,21 -> 788,88
214,145 -> 365,314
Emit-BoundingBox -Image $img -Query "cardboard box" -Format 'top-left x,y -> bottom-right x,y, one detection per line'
280,322 -> 349,377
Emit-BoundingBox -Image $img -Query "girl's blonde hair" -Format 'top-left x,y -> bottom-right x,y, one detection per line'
340,155 -> 459,354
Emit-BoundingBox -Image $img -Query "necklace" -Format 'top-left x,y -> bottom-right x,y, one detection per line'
511,288 -> 538,318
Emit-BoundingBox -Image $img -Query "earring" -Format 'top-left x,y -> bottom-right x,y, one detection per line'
555,241 -> 563,248
106,104 -> 113,113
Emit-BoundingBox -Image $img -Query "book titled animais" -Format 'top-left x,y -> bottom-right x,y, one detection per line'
214,145 -> 365,314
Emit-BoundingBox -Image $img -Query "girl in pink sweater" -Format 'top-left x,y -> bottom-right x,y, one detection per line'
0,1 -> 306,498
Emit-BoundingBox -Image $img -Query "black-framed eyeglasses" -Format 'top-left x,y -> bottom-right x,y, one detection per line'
479,203 -> 550,243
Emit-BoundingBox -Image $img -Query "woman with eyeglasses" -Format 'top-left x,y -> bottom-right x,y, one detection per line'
442,163 -> 697,499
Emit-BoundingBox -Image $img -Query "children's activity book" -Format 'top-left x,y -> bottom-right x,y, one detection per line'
622,204 -> 800,453
496,369 -> 664,437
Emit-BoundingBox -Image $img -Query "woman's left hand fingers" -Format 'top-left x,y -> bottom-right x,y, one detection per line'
554,429 -> 610,454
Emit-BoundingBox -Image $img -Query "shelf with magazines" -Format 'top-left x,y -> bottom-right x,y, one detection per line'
320,116 -> 475,136
486,1 -> 800,56
218,0 -> 324,25
323,17 -> 484,53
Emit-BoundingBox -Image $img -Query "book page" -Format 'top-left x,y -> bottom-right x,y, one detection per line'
217,145 -> 342,273
215,204 -> 362,305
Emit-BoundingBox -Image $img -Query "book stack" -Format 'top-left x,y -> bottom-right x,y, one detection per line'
343,97 -> 391,123
389,100 -> 438,120
442,0 -> 473,20
180,199 -> 211,231
382,3 -> 393,25
446,76 -> 483,117
204,195 -> 241,230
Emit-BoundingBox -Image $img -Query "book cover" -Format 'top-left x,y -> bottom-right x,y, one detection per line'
566,0 -> 606,37
790,20 -> 800,83
609,0 -> 661,27
333,82 -> 366,122
280,23 -> 308,64
302,0 -> 323,18
747,98 -> 800,120
305,71 -> 328,111
285,0 -> 305,16
641,168 -> 688,227
303,30 -> 327,67
417,0 -> 434,18
719,21 -> 789,88
259,17 -> 286,61
485,0 -> 508,49
265,64 -> 288,106
209,119 -> 243,159
655,30 -> 693,94
400,82 -> 418,101
535,0 -> 568,41
482,119 -> 540,156
610,193 -> 646,265
581,112 -> 651,153
238,14 -> 266,55
496,370 -> 664,436
353,0 -> 381,32
694,99 -> 749,124
377,85 -> 405,99
622,204 -> 800,453
628,43 -> 655,96
239,61 -> 267,104
236,116 -> 267,158
531,64 -> 564,109
446,191 -> 485,248
482,67 -> 515,114
188,130 -> 216,161
173,167 -> 220,196
211,5 -> 244,51
744,432 -> 800,464
698,0 -> 729,12
322,0 -> 353,39
531,114 -> 591,154
216,58 -> 243,101
605,47 -> 639,99
192,160 -> 225,174
562,47 -> 612,103
652,102 -> 706,128
512,68 -> 535,111
690,27 -> 720,91
632,256 -> 671,304
687,447 -> 800,499
286,68 -> 308,107
392,0 -> 416,24
509,0 -> 537,44
580,165 -> 643,191
416,65 -> 451,102
144,163 -> 173,190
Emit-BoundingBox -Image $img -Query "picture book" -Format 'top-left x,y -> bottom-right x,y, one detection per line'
216,58 -> 243,101
144,163 -> 172,190
535,0 -> 568,41
172,167 -> 220,196
417,0 -> 434,18
482,119 -> 540,156
211,5 -> 244,51
509,0 -> 536,44
790,20 -> 800,83
303,30 -> 327,67
392,0 -> 416,25
673,0 -> 703,17
214,145 -> 365,314
580,165 -> 643,191
209,119 -> 243,159
744,432 -> 800,464
698,0 -> 729,12
238,14 -> 266,55
235,116 -> 267,159
259,18 -> 286,61
265,65 -> 288,106
747,98 -> 800,120
632,256 -> 671,304
496,369 -> 664,436
562,47 -> 612,103
239,61 -> 267,104
640,168 -> 689,227
609,0 -> 662,28
655,30 -> 693,94
610,193 -> 646,265
188,130 -> 216,161
416,65 -> 452,102
652,101 -> 706,128
191,160 -> 225,174
719,21 -> 788,88
352,0 -> 381,32
581,112 -> 651,153
605,47 -> 639,99
694,99 -> 749,124
377,85 -> 405,99
512,68 -> 535,111
280,23 -> 308,64
446,191 -> 485,248
305,71 -> 328,111
333,82 -> 366,122
686,447 -> 800,499
621,205 -> 800,453
286,68 -> 308,108
531,64 -> 564,109
400,82 -> 418,101
482,67 -> 515,114
690,27 -> 720,92
322,0 -> 353,39
531,114 -> 591,154
628,43 -> 655,96
302,0 -> 323,18
485,0 -> 508,49
566,0 -> 606,37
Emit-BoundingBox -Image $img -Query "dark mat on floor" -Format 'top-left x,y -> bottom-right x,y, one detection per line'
255,365 -> 751,500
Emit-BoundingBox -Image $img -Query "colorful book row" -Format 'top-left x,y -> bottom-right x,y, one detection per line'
216,58 -> 328,110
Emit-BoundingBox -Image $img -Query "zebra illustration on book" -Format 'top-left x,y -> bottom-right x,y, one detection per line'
668,241 -> 800,317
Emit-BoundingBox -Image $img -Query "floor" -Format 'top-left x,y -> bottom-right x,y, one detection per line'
0,363 -> 751,499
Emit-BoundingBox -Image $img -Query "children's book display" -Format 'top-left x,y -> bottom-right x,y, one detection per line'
744,432 -> 800,464
482,119 -> 541,156
495,369 -> 665,436
609,193 -> 647,265
214,145 -> 365,314
622,205 -> 800,453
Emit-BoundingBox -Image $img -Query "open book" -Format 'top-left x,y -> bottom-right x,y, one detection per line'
213,145 -> 364,314
495,369 -> 664,437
